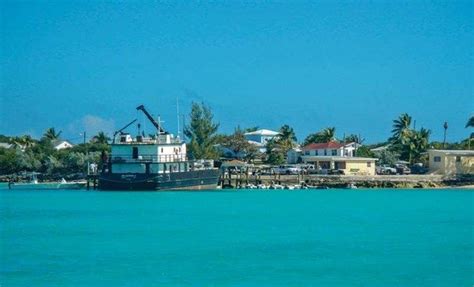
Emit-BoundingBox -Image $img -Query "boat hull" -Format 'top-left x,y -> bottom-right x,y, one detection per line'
9,182 -> 86,190
98,169 -> 220,191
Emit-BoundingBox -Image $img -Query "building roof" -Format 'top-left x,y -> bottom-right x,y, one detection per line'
53,140 -> 74,149
303,141 -> 355,150
370,145 -> 390,152
428,149 -> 474,156
0,142 -> 12,149
244,129 -> 279,136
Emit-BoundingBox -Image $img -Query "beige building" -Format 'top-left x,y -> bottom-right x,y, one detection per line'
300,141 -> 376,175
428,149 -> 474,175
301,156 -> 377,175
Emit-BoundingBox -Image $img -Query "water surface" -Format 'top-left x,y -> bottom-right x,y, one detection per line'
1,188 -> 473,286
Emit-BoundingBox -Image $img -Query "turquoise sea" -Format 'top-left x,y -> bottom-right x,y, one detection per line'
1,187 -> 473,286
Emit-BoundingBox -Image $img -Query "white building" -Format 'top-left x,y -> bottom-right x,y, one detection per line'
287,147 -> 302,164
0,143 -> 12,149
302,141 -> 358,157
53,140 -> 74,150
244,129 -> 279,153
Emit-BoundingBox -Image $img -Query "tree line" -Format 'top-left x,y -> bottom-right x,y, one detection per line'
184,103 -> 473,165
0,103 -> 472,177
0,128 -> 110,178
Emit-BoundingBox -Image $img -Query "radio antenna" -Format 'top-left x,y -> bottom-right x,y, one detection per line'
176,97 -> 180,138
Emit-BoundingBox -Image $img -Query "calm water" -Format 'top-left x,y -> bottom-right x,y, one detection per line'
1,188 -> 473,286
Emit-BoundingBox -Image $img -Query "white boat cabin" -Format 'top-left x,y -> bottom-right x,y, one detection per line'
110,133 -> 188,174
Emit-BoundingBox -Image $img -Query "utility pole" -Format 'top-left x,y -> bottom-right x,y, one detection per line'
443,122 -> 448,149
82,131 -> 89,176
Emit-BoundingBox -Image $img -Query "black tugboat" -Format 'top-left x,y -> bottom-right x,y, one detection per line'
98,105 -> 220,191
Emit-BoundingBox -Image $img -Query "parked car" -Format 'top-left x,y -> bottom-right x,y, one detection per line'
328,169 -> 345,175
410,163 -> 428,174
395,163 -> 411,175
376,165 -> 397,175
273,165 -> 301,175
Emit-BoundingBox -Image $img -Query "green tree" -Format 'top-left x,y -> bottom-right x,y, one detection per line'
220,127 -> 258,162
0,147 -> 21,174
390,113 -> 412,143
92,132 -> 110,144
377,150 -> 399,166
265,138 -> 285,165
303,127 -> 336,146
10,135 -> 35,150
407,128 -> 431,163
43,127 -> 62,141
344,134 -> 364,144
184,102 -> 220,160
388,113 -> 431,163
263,125 -> 298,164
355,146 -> 375,158
465,116 -> 474,128
276,124 -> 297,154
466,116 -> 474,149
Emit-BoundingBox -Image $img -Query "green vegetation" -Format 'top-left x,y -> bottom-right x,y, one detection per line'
303,127 -> 336,146
0,103 -> 472,179
265,125 -> 298,165
0,130 -> 109,179
388,113 -> 431,164
466,116 -> 474,128
218,127 -> 259,162
184,102 -> 220,160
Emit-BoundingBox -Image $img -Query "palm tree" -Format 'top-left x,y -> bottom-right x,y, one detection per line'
466,116 -> 474,149
43,127 -> 62,141
11,135 -> 35,149
276,124 -> 297,153
303,127 -> 337,146
465,116 -> 474,128
278,125 -> 297,142
407,128 -> 431,163
344,134 -> 364,144
319,127 -> 336,142
92,132 -> 110,144
391,113 -> 412,142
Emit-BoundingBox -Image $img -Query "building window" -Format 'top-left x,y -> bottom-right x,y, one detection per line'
324,149 -> 327,156
367,162 -> 371,167
332,149 -> 337,156
456,156 -> 461,162
434,156 -> 441,162
315,150 -> 318,156
161,148 -> 164,153
335,161 -> 346,169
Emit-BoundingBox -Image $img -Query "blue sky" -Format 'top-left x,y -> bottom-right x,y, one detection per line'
1,1 -> 472,144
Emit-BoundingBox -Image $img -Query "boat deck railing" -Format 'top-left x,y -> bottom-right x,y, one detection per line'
110,154 -> 187,163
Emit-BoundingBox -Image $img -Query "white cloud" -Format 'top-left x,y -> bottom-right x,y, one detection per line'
67,115 -> 115,139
